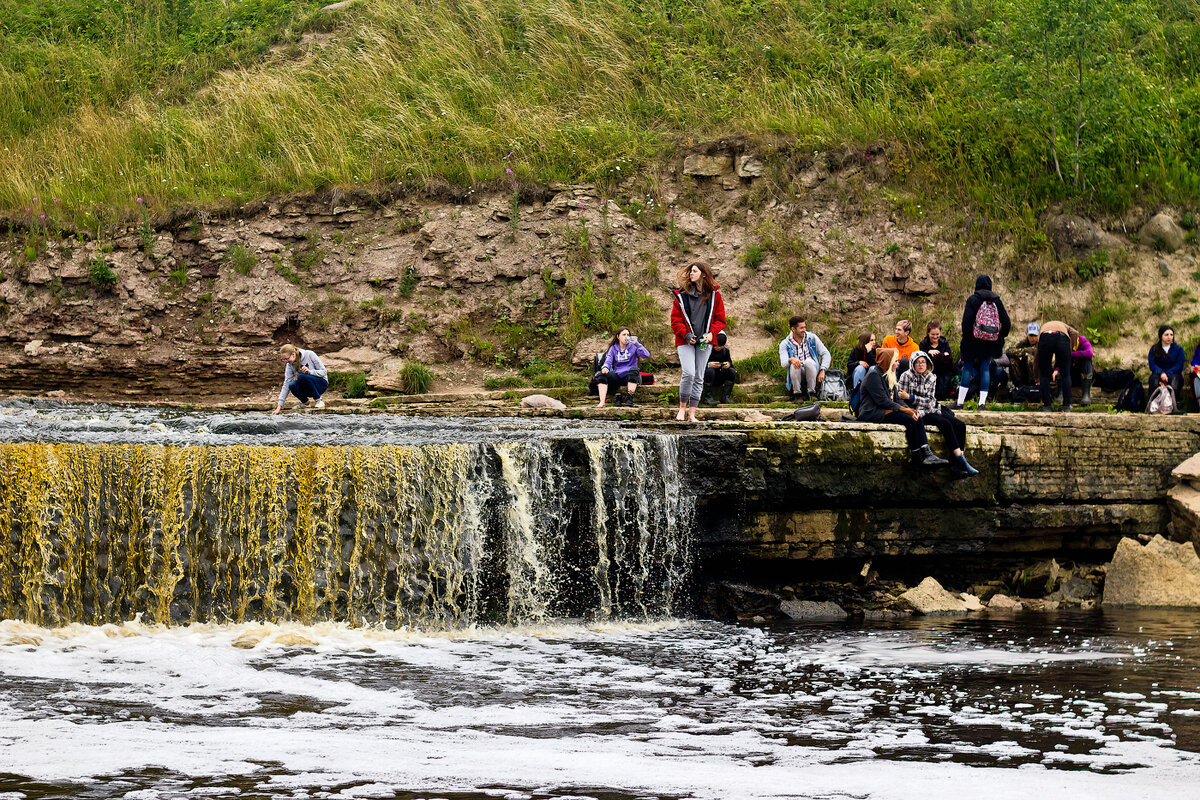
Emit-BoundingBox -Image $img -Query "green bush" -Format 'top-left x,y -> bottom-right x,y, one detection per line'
329,371 -> 368,399
88,255 -> 117,290
568,280 -> 658,341
399,362 -> 434,395
226,244 -> 256,275
742,243 -> 766,269
484,375 -> 527,390
525,369 -> 584,389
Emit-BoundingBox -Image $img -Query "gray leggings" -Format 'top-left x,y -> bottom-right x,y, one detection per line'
677,343 -> 709,407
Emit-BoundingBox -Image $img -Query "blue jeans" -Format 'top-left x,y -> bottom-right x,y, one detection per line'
851,364 -> 868,388
960,357 -> 992,397
289,373 -> 328,402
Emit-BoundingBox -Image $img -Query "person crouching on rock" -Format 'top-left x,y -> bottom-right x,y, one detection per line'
597,327 -> 649,408
897,351 -> 979,477
856,347 -> 948,468
272,343 -> 329,414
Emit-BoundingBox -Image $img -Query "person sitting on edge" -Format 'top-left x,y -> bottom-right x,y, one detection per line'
847,331 -> 877,390
1006,322 -> 1041,387
1192,340 -> 1200,407
897,351 -> 979,477
881,319 -> 919,374
703,331 -> 738,405
597,327 -> 649,408
273,343 -> 328,414
1035,321 -> 1080,413
1149,324 -> 1186,402
918,320 -> 955,399
856,348 -> 948,468
1069,332 -> 1095,406
778,315 -> 830,401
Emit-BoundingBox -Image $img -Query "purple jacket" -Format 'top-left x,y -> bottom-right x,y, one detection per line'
1071,335 -> 1093,360
603,342 -> 650,378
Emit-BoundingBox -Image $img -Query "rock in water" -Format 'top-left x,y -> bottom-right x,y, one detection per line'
987,593 -> 1023,611
780,600 -> 848,620
521,394 -> 567,410
1102,535 -> 1200,607
898,577 -> 970,614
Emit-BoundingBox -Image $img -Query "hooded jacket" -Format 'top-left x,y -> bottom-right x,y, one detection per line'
670,285 -> 726,347
960,274 -> 1012,362
856,364 -> 903,422
896,352 -> 938,417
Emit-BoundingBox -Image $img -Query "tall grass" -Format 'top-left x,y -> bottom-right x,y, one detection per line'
2,0 -> 1199,225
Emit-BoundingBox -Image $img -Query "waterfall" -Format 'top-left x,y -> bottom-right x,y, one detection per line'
0,434 -> 694,628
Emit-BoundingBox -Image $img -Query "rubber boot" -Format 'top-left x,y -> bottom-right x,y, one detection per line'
951,454 -> 980,478
701,387 -> 715,406
911,445 -> 949,468
720,382 -> 733,405
1080,374 -> 1093,406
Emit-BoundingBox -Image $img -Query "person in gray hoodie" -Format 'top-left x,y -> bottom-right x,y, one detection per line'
897,351 -> 979,477
273,343 -> 329,413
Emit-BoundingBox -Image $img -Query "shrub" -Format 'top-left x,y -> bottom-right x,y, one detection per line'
484,375 -> 527,390
742,243 -> 766,269
399,362 -> 434,394
88,256 -> 117,290
226,244 -> 256,275
329,371 -> 368,398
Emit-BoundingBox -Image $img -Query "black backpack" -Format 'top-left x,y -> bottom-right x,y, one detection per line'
1011,385 -> 1042,404
1115,378 -> 1146,412
1095,369 -> 1135,393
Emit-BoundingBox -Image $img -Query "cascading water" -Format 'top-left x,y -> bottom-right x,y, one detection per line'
0,407 -> 695,628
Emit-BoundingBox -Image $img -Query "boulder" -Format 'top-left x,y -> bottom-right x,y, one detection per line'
1139,213 -> 1186,253
987,593 -> 1023,611
683,154 -> 732,177
779,600 -> 848,620
1045,214 -> 1120,261
1013,558 -> 1060,597
897,577 -> 969,615
521,394 -> 567,410
697,582 -> 781,621
736,155 -> 765,178
959,592 -> 985,611
1103,535 -> 1200,606
1051,575 -> 1099,605
673,211 -> 711,238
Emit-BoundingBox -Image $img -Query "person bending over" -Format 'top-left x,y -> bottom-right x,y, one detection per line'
1035,321 -> 1080,412
856,348 -> 948,468
597,327 -> 649,408
703,331 -> 738,405
897,351 -> 979,477
778,316 -> 830,401
273,343 -> 328,414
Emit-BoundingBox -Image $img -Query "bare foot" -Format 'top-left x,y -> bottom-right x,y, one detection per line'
675,410 -> 687,421
597,402 -> 605,408
687,413 -> 698,423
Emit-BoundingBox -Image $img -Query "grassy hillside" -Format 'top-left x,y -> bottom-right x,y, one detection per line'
3,0 -> 1200,229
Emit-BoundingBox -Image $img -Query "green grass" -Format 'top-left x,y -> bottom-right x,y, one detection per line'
484,375 -> 527,390
398,362 -> 434,395
329,370 -> 368,398
4,0 -> 1200,228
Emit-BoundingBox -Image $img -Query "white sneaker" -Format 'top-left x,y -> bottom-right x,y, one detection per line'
314,399 -> 325,409
294,399 -> 310,410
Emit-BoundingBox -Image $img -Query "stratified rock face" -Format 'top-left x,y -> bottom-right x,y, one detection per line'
1102,535 -> 1200,607
898,577 -> 969,614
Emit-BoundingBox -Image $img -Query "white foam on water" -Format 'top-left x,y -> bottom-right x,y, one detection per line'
1,620 -> 1199,799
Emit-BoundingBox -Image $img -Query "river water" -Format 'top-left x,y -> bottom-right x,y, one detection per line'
1,611 -> 1199,799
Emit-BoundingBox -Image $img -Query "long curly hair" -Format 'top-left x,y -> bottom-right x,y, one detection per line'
676,262 -> 716,296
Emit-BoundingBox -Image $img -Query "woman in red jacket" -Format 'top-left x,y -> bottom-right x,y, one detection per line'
671,262 -> 726,422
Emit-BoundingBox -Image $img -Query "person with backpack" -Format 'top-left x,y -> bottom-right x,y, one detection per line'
596,327 -> 650,408
1149,325 -> 1186,403
1036,321 -> 1080,412
897,352 -> 979,477
955,274 -> 1011,408
671,262 -> 726,422
857,348 -> 948,468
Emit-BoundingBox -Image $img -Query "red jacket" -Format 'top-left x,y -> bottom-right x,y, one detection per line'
670,286 -> 726,347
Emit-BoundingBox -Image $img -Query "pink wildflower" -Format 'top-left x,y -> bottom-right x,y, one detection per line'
506,168 -> 513,174
136,197 -> 143,204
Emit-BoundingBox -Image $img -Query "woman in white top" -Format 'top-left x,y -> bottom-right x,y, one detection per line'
272,343 -> 329,413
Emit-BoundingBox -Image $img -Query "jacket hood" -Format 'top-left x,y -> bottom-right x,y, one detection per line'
974,288 -> 1000,302
973,274 -> 992,292
910,351 -> 934,373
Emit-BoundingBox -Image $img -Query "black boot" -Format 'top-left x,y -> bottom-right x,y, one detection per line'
720,382 -> 733,404
1080,374 -> 1093,406
701,387 -> 715,406
911,445 -> 949,468
951,453 -> 980,478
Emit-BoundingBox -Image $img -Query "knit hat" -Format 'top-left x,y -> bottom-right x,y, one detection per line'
1026,322 -> 1040,336
716,331 -> 727,346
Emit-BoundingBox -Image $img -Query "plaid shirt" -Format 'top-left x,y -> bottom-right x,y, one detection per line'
897,369 -> 938,417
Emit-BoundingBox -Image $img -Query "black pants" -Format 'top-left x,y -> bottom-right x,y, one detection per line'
600,371 -> 638,390
921,408 -> 966,452
880,410 -> 929,450
1038,332 -> 1072,406
704,367 -> 738,386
